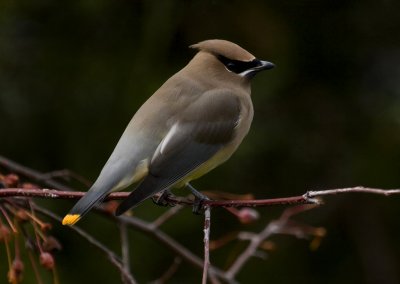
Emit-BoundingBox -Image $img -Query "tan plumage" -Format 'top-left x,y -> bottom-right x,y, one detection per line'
62,39 -> 274,225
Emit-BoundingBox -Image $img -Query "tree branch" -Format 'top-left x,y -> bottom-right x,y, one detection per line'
202,206 -> 211,284
3,185 -> 399,282
120,222 -> 134,284
1,186 -> 400,207
225,205 -> 318,281
306,187 -> 400,197
2,155 -> 400,283
31,205 -> 137,284
114,214 -> 230,282
0,156 -> 73,191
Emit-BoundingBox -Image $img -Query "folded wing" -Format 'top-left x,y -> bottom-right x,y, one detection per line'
115,90 -> 241,215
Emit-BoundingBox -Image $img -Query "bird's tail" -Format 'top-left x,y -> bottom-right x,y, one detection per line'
62,186 -> 111,226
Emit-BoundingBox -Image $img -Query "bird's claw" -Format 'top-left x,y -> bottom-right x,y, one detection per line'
152,190 -> 176,207
192,195 -> 210,215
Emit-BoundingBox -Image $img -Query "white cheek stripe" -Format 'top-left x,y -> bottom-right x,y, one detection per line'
239,69 -> 254,77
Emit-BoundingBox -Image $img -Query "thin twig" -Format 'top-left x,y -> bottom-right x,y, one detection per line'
27,250 -> 44,284
0,156 -> 72,191
0,205 -> 18,233
115,215 -> 231,282
204,195 -> 318,207
225,219 -> 278,280
202,206 -> 211,284
0,188 -> 128,200
32,205 -> 137,284
306,186 -> 400,197
150,257 -> 182,284
42,169 -> 92,187
225,205 -> 317,280
120,222 -> 133,284
151,204 -> 184,228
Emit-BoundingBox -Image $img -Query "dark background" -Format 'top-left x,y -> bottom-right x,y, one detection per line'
1,0 -> 400,283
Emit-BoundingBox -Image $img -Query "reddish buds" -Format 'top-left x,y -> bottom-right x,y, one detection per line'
237,208 -> 260,224
8,259 -> 24,284
39,252 -> 55,270
0,224 -> 11,242
3,174 -> 19,187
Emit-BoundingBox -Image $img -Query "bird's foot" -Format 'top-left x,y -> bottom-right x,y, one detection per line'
186,183 -> 210,214
152,189 -> 176,207
192,196 -> 210,215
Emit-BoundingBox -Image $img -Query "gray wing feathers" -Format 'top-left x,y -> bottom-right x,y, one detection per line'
116,90 -> 241,214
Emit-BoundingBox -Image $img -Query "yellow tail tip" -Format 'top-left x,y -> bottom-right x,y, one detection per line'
62,214 -> 81,226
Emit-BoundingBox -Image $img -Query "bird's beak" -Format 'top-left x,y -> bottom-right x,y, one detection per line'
255,60 -> 275,71
241,59 -> 275,78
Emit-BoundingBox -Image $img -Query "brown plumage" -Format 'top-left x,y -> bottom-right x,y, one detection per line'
62,39 -> 274,225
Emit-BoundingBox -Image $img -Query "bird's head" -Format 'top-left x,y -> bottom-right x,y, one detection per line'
190,39 -> 274,79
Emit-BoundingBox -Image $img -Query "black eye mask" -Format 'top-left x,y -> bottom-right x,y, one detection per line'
217,55 -> 262,74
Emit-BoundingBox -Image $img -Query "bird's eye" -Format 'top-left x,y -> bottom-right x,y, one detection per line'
226,62 -> 236,70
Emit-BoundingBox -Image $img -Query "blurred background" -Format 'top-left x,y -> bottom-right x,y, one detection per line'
1,0 -> 400,283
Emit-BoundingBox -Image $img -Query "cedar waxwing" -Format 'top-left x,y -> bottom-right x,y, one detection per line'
62,39 -> 274,226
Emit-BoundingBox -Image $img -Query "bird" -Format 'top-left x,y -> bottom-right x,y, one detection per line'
62,39 -> 274,226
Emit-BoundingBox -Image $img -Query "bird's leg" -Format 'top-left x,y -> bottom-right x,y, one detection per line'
186,183 -> 210,214
151,189 -> 176,207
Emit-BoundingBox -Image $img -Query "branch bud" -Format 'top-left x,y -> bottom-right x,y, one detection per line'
238,208 -> 260,224
39,252 -> 55,270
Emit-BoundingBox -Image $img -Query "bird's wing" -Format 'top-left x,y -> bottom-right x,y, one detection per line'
116,89 -> 241,215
